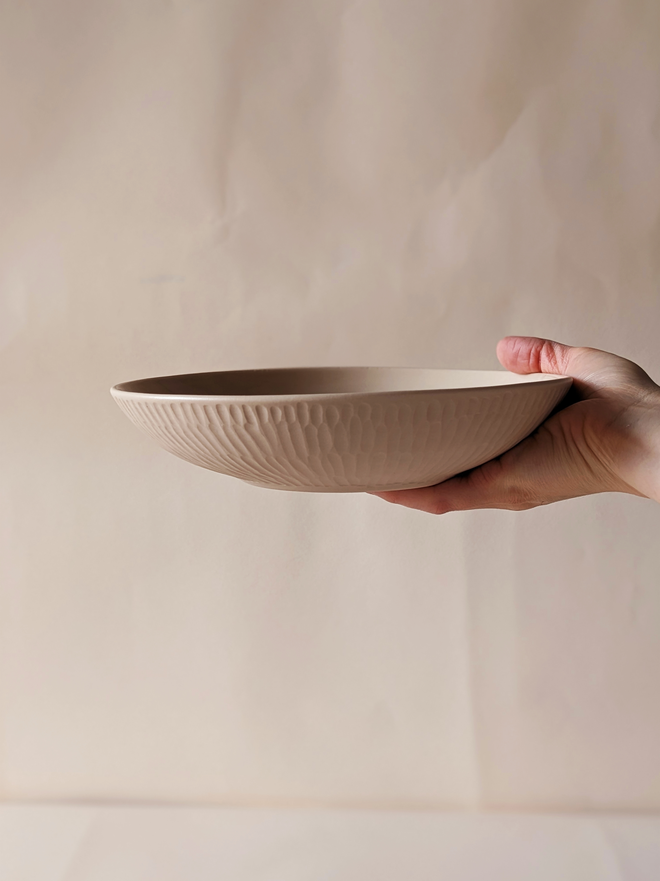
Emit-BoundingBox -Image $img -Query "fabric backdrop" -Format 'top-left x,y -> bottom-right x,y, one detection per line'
1,0 -> 660,811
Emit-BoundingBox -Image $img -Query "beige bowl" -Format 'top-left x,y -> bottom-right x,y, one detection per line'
111,367 -> 571,493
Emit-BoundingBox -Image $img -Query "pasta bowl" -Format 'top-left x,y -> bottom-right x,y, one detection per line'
111,367 -> 571,492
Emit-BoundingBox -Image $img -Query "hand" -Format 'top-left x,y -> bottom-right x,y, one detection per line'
370,336 -> 660,514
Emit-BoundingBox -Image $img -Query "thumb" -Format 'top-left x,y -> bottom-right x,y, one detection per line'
496,336 -> 594,381
497,336 -> 659,400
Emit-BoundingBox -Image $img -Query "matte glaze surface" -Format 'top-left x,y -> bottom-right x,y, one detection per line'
111,368 -> 571,492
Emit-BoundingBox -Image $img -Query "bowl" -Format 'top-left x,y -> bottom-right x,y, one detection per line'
110,367 -> 572,493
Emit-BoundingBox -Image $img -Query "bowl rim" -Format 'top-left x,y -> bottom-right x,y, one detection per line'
110,367 -> 572,403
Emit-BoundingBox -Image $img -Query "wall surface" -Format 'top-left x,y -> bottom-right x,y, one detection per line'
1,0 -> 660,811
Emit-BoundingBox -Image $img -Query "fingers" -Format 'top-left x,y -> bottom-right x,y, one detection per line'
370,454 -> 543,515
369,417 -> 606,514
369,472 -> 493,515
369,474 -> 532,515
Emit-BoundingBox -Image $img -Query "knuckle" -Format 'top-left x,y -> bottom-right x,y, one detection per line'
539,339 -> 562,375
504,486 -> 536,511
431,498 -> 453,515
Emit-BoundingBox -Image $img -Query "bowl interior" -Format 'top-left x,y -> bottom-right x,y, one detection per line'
113,367 -> 566,398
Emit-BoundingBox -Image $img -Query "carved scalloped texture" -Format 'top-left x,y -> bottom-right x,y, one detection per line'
113,381 -> 568,492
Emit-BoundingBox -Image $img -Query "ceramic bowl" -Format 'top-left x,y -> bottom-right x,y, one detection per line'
111,367 -> 572,493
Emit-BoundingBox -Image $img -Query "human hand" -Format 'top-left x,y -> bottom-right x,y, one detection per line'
370,337 -> 660,513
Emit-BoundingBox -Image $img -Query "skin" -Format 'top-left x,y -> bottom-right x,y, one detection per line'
369,336 -> 660,514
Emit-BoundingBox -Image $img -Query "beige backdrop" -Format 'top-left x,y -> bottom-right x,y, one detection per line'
1,0 -> 660,812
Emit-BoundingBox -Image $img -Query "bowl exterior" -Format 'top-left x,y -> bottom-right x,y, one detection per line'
112,379 -> 570,492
